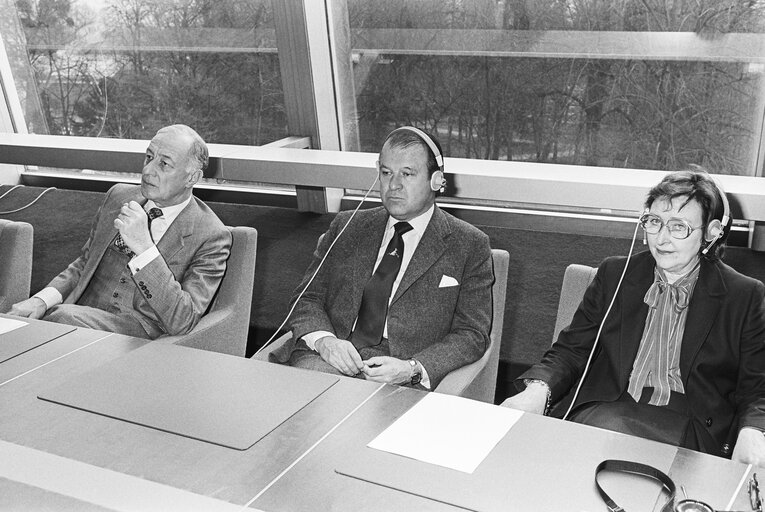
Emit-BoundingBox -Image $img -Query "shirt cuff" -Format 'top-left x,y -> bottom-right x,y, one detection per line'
419,362 -> 431,390
34,287 -> 62,310
128,245 -> 160,274
301,330 -> 335,351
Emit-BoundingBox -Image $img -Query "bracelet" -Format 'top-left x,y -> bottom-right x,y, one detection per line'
523,379 -> 551,416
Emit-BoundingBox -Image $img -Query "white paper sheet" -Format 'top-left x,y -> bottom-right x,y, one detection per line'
0,317 -> 27,335
367,392 -> 523,474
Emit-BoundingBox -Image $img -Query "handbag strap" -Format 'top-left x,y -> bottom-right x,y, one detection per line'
595,459 -> 676,512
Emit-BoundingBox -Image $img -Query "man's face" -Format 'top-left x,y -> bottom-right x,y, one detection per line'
379,142 -> 436,221
140,128 -> 199,207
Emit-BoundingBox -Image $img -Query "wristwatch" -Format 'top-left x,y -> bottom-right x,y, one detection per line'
408,359 -> 422,386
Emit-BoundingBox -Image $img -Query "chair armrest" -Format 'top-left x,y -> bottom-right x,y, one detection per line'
251,331 -> 292,361
157,308 -> 240,355
434,360 -> 483,397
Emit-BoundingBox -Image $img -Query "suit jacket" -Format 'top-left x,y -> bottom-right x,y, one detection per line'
274,205 -> 494,388
48,184 -> 231,338
521,251 -> 765,456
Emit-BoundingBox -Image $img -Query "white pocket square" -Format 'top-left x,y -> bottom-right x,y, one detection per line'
439,275 -> 459,288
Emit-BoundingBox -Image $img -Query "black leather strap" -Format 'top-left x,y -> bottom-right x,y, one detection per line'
595,459 -> 676,512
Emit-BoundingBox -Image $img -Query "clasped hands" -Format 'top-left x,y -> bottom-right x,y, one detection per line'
315,336 -> 412,384
113,201 -> 153,255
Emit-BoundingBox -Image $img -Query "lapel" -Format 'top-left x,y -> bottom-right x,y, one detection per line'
617,252 -> 654,384
155,197 -> 198,261
391,206 -> 448,304
350,208 -> 388,289
679,259 -> 725,385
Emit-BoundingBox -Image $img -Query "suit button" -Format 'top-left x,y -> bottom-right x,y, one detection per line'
722,443 -> 731,455
705,417 -> 713,427
113,292 -> 118,298
139,281 -> 145,286
119,278 -> 126,284
146,294 -> 152,299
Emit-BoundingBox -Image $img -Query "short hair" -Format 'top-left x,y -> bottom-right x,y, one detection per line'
644,166 -> 730,260
158,124 -> 209,173
382,128 -> 443,177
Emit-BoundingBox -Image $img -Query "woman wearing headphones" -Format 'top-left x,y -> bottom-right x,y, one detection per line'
503,168 -> 765,466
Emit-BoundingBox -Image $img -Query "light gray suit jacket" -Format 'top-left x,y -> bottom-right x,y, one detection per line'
48,184 -> 231,338
276,205 -> 494,387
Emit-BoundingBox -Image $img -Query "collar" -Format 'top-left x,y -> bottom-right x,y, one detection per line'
145,195 -> 192,222
385,204 -> 435,235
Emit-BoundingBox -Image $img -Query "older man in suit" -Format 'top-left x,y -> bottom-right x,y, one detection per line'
10,124 -> 231,339
271,127 -> 494,389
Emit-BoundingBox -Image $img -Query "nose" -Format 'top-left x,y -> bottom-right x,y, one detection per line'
655,223 -> 672,244
389,173 -> 403,189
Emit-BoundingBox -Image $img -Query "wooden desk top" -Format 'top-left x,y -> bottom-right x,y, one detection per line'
0,320 -> 755,511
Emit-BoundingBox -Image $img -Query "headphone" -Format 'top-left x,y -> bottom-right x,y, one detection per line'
701,177 -> 730,255
388,126 -> 446,193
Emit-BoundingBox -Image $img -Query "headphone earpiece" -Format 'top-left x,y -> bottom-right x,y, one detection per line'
701,177 -> 730,256
430,170 -> 446,192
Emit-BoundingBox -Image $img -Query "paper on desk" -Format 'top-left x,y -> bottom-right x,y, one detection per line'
367,392 -> 523,474
0,317 -> 27,335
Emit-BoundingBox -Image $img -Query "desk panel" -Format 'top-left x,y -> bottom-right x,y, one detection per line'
0,333 -> 384,507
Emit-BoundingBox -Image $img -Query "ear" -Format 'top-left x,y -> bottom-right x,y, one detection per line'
705,218 -> 723,242
186,168 -> 202,188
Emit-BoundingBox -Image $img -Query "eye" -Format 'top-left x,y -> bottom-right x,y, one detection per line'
380,169 -> 391,176
667,221 -> 688,233
645,217 -> 662,228
402,171 -> 413,178
144,153 -> 153,163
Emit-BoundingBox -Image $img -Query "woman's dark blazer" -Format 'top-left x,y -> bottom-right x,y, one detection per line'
521,250 -> 765,456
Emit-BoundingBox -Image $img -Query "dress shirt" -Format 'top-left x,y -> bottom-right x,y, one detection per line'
35,196 -> 191,309
303,205 -> 435,387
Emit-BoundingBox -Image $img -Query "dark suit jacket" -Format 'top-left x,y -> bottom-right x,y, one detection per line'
48,184 -> 231,338
274,205 -> 494,388
521,251 -> 765,456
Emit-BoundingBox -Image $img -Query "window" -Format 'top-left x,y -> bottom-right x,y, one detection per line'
333,0 -> 765,176
2,0 -> 287,146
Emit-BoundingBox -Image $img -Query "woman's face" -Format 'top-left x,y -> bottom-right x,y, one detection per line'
646,196 -> 706,279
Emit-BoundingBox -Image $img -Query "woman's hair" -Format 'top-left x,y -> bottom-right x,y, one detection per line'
644,166 -> 729,260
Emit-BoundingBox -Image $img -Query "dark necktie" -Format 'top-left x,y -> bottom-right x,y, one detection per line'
351,221 -> 413,349
114,207 -> 163,257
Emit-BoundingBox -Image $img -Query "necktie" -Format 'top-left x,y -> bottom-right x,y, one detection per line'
351,221 -> 413,349
114,207 -> 163,257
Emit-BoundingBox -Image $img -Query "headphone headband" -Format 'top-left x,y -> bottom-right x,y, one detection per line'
389,126 -> 444,172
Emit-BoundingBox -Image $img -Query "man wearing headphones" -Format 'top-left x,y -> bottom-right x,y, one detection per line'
503,169 -> 765,465
270,127 -> 494,389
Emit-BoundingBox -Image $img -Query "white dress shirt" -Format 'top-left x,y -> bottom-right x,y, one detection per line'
34,196 -> 191,309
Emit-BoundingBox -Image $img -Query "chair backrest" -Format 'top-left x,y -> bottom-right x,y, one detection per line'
434,249 -> 509,403
0,219 -> 33,313
163,226 -> 257,357
552,264 -> 597,344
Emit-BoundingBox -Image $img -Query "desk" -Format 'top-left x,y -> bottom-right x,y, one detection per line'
0,320 -> 756,511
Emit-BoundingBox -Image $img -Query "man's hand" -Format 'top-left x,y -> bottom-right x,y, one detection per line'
113,201 -> 153,255
315,336 -> 364,376
362,356 -> 412,385
9,297 -> 47,319
500,383 -> 549,415
732,427 -> 765,467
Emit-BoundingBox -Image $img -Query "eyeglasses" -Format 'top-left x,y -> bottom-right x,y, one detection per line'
640,213 -> 703,240
750,473 -> 762,512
